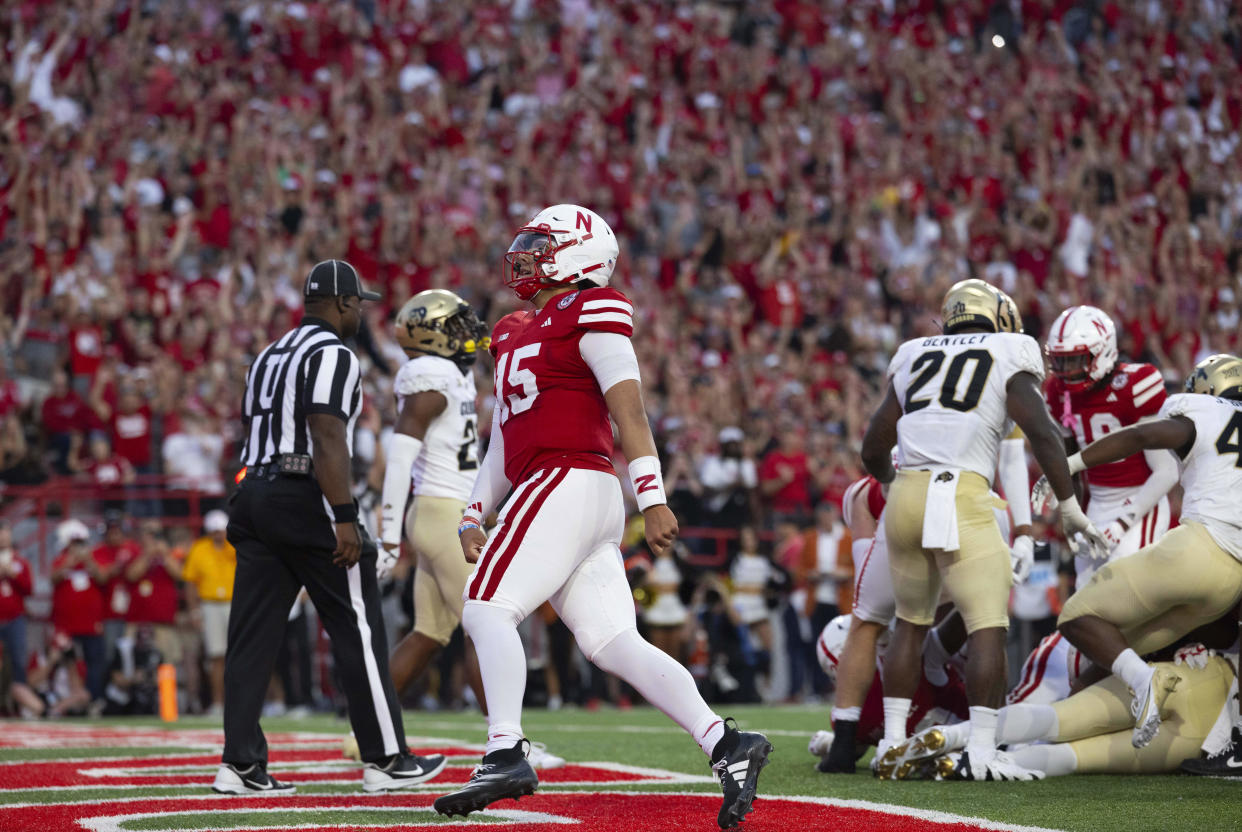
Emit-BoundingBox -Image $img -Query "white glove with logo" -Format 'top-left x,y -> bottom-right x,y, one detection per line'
376,546 -> 400,582
1010,535 -> 1035,584
1099,520 -> 1127,551
1031,475 -> 1057,515
1060,495 -> 1109,563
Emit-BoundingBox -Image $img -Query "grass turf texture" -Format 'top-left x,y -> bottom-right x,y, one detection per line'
1,706 -> 1237,831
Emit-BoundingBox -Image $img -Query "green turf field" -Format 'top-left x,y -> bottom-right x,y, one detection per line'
1,707 -> 1238,831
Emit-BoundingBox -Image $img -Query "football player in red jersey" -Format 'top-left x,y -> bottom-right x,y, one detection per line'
432,205 -> 771,830
1044,306 -> 1178,584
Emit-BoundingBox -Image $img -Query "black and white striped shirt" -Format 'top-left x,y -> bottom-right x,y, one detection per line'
240,317 -> 363,466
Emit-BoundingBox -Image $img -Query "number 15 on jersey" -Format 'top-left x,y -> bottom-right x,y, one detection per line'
496,343 -> 541,424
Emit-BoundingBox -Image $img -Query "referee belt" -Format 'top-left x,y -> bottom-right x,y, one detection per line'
247,454 -> 315,479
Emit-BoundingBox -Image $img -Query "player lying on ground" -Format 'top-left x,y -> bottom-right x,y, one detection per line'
1051,354 -> 1242,749
885,614 -> 1240,781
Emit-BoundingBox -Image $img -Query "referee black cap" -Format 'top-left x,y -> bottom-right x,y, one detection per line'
304,259 -> 382,302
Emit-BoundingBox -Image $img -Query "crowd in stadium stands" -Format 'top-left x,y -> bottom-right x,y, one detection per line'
2,1 -> 1242,714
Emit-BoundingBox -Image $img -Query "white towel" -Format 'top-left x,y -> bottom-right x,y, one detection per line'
922,468 -> 962,551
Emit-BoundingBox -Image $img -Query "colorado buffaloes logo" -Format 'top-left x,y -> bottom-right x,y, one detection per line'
935,471 -> 955,483
558,291 -> 579,310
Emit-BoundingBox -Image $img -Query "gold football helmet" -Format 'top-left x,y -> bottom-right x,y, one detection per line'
1185,353 -> 1242,399
996,289 -> 1023,333
942,279 -> 1004,334
394,289 -> 489,363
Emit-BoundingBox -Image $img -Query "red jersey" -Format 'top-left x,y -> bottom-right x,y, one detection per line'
125,555 -> 181,625
0,554 -> 33,622
50,554 -> 106,637
112,405 -> 153,467
1045,363 -> 1166,489
490,287 -> 634,484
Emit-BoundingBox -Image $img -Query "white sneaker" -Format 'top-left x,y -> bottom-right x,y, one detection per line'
1131,666 -> 1181,749
808,729 -> 834,758
943,749 -> 1044,781
212,763 -> 297,795
362,752 -> 448,792
527,741 -> 566,769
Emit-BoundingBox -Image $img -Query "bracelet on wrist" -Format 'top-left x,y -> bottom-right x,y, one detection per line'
458,520 -> 482,537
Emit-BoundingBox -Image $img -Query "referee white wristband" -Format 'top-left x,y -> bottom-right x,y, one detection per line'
628,456 -> 667,511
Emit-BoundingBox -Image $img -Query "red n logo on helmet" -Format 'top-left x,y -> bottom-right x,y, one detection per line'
1092,318 -> 1108,336
575,211 -> 593,233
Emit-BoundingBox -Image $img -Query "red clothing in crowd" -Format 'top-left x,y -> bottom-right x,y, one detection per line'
69,324 -> 105,378
50,552 -> 106,636
42,389 -> 91,435
759,450 -> 812,515
92,541 -> 139,620
111,404 -> 153,467
0,553 -> 34,622
84,454 -> 134,487
125,554 -> 181,626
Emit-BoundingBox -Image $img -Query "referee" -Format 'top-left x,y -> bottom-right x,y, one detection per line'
213,260 -> 447,795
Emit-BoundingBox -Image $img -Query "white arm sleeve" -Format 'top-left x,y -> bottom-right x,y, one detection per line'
379,432 -> 421,547
578,330 -> 641,394
997,436 -> 1032,529
1117,446 -> 1179,526
464,404 -> 510,520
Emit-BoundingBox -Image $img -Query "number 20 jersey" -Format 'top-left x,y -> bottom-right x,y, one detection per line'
489,287 -> 634,484
888,332 -> 1045,484
1158,393 -> 1242,561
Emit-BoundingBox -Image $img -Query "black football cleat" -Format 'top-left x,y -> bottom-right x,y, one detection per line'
433,739 -> 538,817
1180,725 -> 1242,777
711,718 -> 772,829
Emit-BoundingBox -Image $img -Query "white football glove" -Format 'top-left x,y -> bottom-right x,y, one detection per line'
1010,534 -> 1035,584
376,546 -> 400,582
1059,495 -> 1109,563
1099,520 -> 1127,551
1173,643 -> 1212,671
1031,475 -> 1057,515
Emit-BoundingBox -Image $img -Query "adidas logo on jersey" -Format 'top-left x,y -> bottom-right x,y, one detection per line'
542,317 -> 553,327
1107,392 -> 1118,402
496,332 -> 510,342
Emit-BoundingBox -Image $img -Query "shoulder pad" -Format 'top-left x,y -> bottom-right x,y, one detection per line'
571,287 -> 633,336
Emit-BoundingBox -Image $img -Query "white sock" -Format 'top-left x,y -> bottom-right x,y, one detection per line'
966,706 -> 999,763
1009,742 -> 1077,776
591,628 -> 725,757
942,721 -> 971,751
996,704 -> 1059,744
832,706 -> 861,723
1111,648 -> 1154,694
462,602 -> 527,756
883,697 -> 912,744
923,629 -> 951,687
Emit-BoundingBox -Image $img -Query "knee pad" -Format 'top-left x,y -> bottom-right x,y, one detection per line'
462,600 -> 523,639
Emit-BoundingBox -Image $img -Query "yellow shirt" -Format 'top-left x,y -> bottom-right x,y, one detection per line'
182,537 -> 237,602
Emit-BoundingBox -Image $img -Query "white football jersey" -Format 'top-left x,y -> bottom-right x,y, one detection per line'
1158,393 -> 1242,562
393,355 -> 479,501
888,332 -> 1044,483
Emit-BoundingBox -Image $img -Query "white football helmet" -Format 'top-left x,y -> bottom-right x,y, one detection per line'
57,518 -> 90,549
1045,305 -> 1118,391
814,615 -> 850,682
503,204 -> 619,301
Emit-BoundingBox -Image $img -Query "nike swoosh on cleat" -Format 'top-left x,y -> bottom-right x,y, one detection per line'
1226,758 -> 1242,769
393,765 -> 425,777
243,779 -> 274,790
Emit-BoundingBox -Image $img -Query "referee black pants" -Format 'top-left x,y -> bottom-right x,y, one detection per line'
222,474 -> 407,767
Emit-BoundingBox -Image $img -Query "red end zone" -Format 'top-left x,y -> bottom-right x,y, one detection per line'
0,792 -> 1063,832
